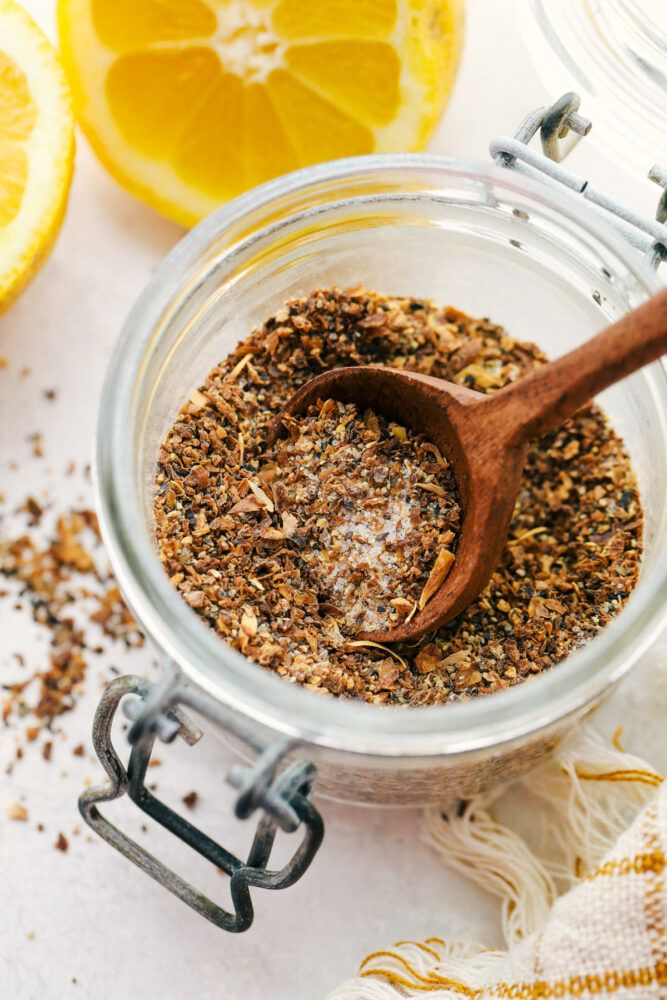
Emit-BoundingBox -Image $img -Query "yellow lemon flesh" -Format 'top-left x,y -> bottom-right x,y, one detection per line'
0,1 -> 74,311
58,0 -> 463,227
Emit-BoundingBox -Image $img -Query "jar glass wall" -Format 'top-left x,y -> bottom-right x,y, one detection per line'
96,155 -> 667,802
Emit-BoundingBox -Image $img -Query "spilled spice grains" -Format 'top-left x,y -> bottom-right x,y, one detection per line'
273,400 -> 460,631
1,508 -> 144,731
154,287 -> 642,706
7,801 -> 28,821
54,832 -> 69,853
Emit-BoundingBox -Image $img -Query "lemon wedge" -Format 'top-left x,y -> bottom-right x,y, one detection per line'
58,0 -> 463,226
0,0 -> 74,310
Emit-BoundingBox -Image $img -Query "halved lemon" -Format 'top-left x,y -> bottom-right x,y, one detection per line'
0,1 -> 74,310
58,0 -> 463,227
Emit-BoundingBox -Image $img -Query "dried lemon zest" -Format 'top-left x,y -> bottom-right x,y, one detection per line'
189,388 -> 208,411
226,353 -> 252,382
415,482 -> 448,497
345,641 -> 408,672
247,478 -> 274,512
507,526 -> 548,547
405,601 -> 418,624
453,363 -> 504,388
419,549 -> 455,610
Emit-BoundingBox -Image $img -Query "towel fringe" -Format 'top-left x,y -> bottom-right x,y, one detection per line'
326,726 -> 662,1000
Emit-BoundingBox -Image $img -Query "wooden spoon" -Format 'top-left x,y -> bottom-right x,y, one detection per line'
267,288 -> 667,643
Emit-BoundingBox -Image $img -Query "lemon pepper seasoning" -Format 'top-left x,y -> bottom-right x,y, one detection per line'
154,287 -> 642,705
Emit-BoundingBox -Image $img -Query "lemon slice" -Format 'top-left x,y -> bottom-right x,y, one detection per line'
58,0 -> 463,226
0,1 -> 74,310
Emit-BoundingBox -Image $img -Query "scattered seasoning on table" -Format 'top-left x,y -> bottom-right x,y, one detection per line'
182,791 -> 198,810
54,832 -> 69,852
1,507 -> 145,736
154,287 -> 643,706
8,801 -> 28,821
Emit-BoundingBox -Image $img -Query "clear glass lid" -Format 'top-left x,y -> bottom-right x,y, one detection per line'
519,0 -> 667,178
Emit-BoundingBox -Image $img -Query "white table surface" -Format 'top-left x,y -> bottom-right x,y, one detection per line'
1,2 -> 666,998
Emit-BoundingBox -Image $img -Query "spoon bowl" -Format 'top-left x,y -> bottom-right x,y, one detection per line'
268,288 -> 667,643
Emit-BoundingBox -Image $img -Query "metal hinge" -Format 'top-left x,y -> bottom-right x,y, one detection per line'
489,92 -> 667,271
79,667 -> 324,932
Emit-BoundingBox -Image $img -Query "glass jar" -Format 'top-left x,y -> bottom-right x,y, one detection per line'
95,153 -> 667,806
519,0 -> 667,177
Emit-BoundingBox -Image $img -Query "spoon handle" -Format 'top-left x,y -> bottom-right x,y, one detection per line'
490,287 -> 667,444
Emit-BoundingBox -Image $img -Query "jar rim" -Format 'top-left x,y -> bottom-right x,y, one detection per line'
96,152 -> 667,759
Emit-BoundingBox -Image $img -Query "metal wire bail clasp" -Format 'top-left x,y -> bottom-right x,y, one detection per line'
490,93 -> 667,271
646,166 -> 667,270
538,92 -> 591,162
79,668 -> 324,933
494,91 -> 591,167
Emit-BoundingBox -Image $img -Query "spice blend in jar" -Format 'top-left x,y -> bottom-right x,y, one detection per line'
154,288 -> 642,705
